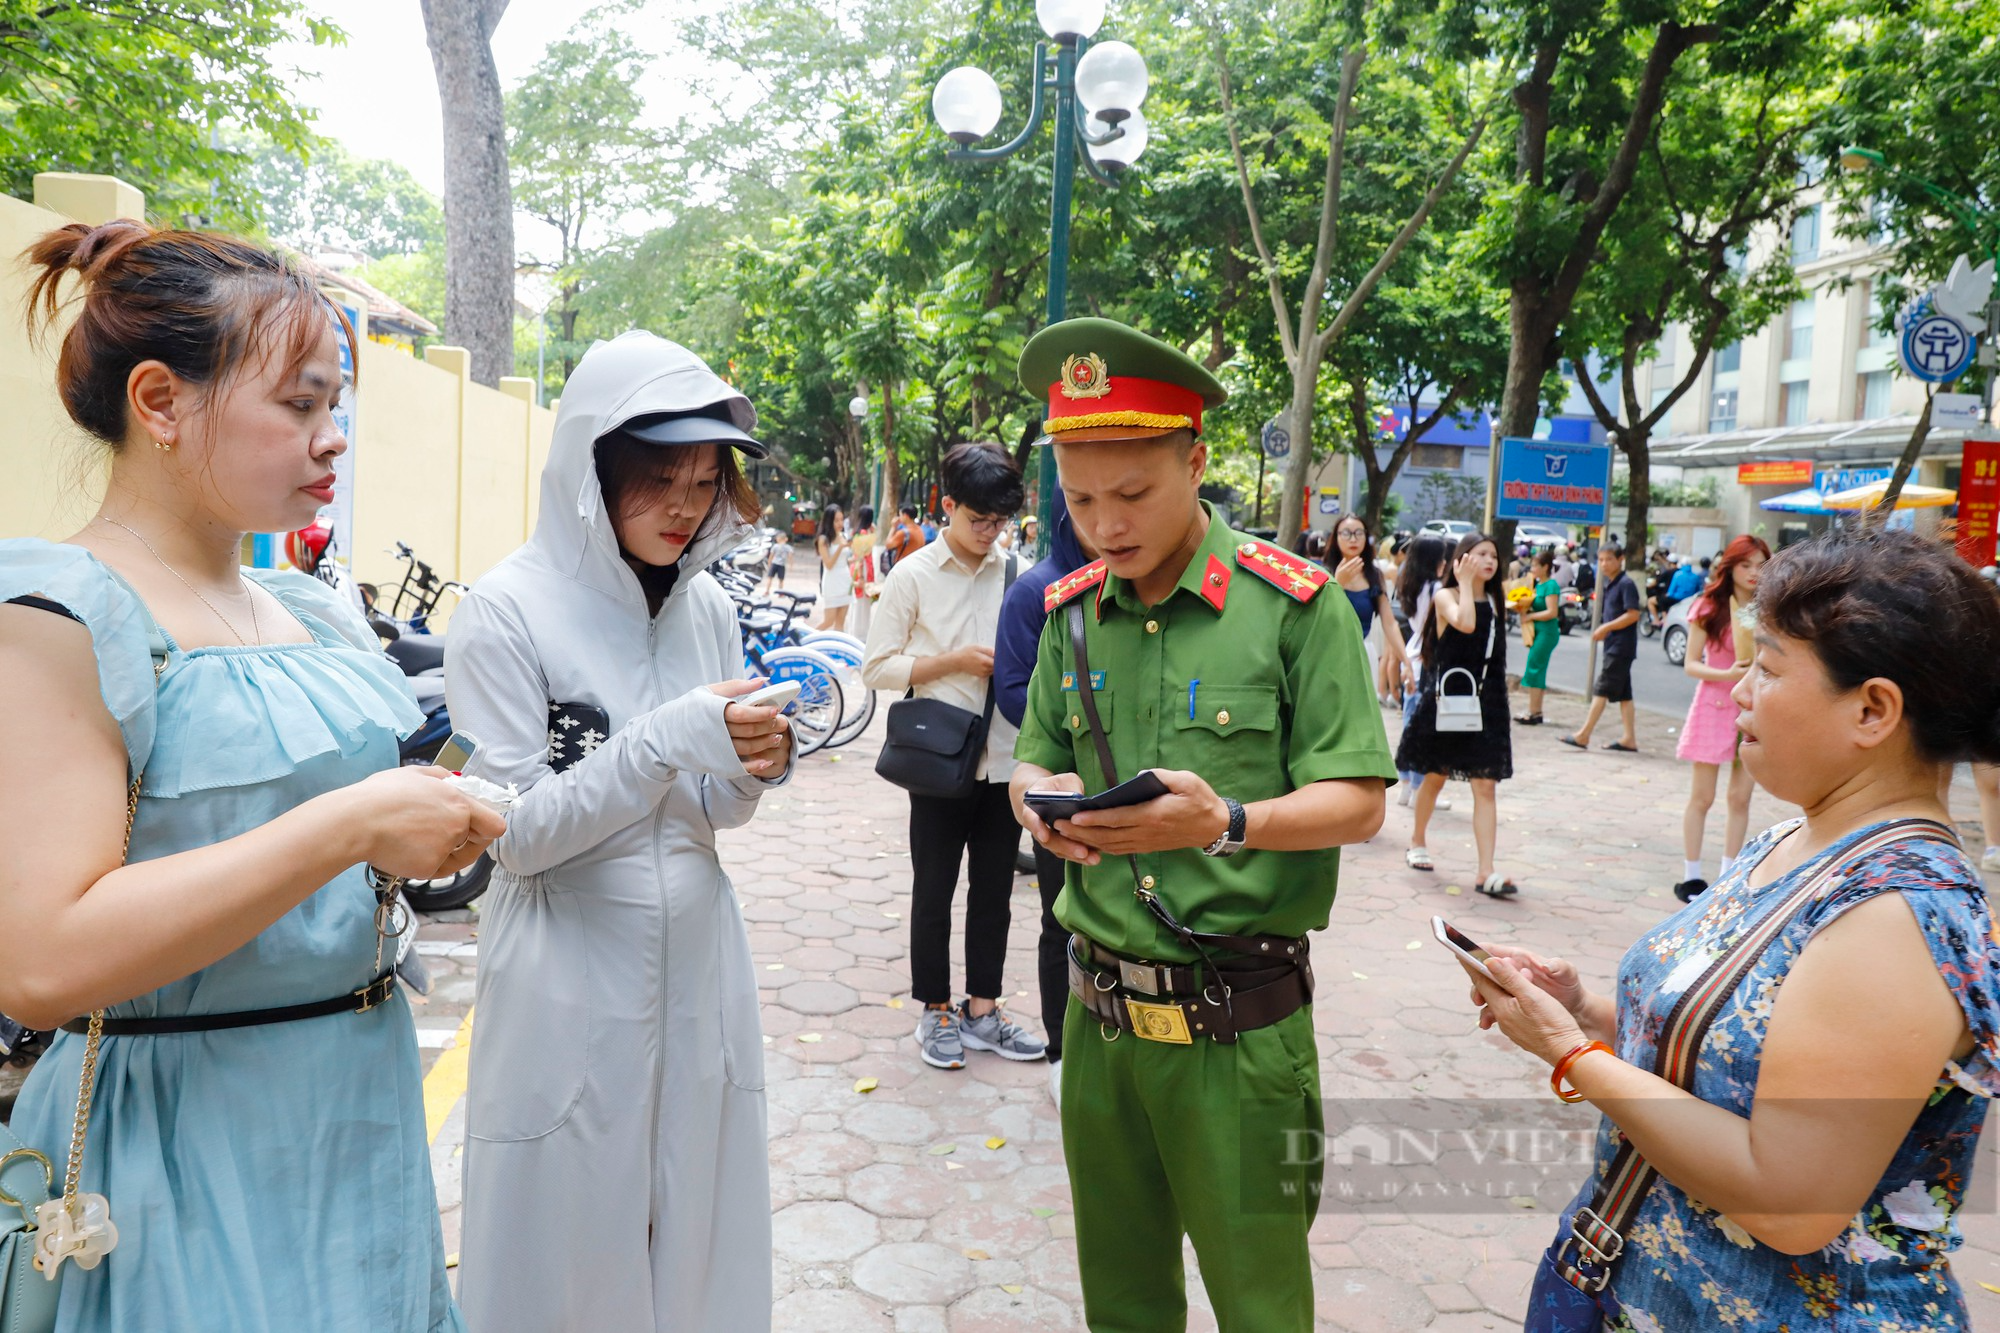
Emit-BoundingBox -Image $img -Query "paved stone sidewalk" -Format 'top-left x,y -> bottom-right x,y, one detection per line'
417,688 -> 2000,1331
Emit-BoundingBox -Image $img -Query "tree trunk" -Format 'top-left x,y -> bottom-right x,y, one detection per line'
1622,429 -> 1652,555
1483,286 -> 1550,554
1481,24 -> 1716,552
1275,352 -> 1322,552
881,384 -> 900,519
421,0 -> 515,386
1871,385 -> 1938,528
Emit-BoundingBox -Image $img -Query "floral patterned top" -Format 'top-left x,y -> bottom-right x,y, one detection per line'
1570,817 -> 2000,1332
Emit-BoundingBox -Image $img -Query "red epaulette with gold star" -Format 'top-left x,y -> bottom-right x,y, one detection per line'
1043,559 -> 1109,612
1234,539 -> 1329,603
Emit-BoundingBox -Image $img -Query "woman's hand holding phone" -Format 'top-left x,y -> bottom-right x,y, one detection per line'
345,766 -> 507,879
1465,944 -> 1604,1040
711,679 -> 793,777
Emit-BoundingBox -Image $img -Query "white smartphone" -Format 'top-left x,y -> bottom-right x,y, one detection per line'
1431,915 -> 1497,983
740,680 -> 803,711
434,730 -> 481,775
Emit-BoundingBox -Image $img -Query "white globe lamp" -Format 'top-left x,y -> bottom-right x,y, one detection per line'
1086,107 -> 1148,173
1035,0 -> 1105,40
1074,40 -> 1148,123
931,67 -> 1003,145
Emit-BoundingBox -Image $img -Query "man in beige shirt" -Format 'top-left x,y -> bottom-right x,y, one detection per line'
862,442 -> 1047,1071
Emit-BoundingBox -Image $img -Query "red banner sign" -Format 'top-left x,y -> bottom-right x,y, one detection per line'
1736,459 -> 1812,486
1956,439 -> 2000,568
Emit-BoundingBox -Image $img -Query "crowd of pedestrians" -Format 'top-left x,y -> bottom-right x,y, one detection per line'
8,222 -> 2000,1333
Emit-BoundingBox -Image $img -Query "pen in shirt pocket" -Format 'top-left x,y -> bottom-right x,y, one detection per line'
1188,679 -> 1198,721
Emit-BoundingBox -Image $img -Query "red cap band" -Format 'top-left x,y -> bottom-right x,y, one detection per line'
1044,376 -> 1204,436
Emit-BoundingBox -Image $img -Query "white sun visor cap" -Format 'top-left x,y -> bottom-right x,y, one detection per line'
614,406 -> 769,459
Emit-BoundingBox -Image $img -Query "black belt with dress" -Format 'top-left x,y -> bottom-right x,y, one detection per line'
60,972 -> 397,1035
1067,933 -> 1312,1044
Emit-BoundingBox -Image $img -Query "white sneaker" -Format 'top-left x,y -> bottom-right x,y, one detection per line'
1436,796 -> 1453,812
1048,1058 -> 1062,1110
1396,786 -> 1413,808
1982,847 -> 2000,872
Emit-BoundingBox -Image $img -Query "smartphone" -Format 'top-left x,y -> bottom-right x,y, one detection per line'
434,730 -> 481,775
1023,771 -> 1171,824
740,680 -> 803,712
1023,791 -> 1089,822
1431,915 -> 1497,983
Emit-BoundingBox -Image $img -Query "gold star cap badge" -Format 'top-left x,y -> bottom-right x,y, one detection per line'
1059,352 -> 1111,400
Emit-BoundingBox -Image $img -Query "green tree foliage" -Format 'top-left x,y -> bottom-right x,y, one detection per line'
242,134 -> 444,259
1820,0 -> 2000,330
1464,0 -> 1811,548
1567,51 -> 1822,552
0,0 -> 341,227
508,4 -> 672,385
1819,0 -> 2000,513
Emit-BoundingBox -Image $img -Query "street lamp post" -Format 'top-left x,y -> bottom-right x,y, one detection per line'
1839,146 -> 1999,267
848,392 -> 873,516
931,0 -> 1152,555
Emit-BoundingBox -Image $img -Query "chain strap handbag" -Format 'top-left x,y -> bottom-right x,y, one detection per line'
0,615 -> 166,1332
1524,818 -> 1958,1330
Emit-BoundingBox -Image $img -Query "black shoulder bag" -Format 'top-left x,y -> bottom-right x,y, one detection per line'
874,552 -> 1017,799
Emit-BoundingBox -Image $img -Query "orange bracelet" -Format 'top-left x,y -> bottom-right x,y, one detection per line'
1550,1040 -> 1612,1103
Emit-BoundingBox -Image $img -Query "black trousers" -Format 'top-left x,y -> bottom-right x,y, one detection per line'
1033,842 -> 1068,1062
907,781 -> 1021,1006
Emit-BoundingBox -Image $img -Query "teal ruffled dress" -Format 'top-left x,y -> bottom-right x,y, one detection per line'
1,541 -> 462,1333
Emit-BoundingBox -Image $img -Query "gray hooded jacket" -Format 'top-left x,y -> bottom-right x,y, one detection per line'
445,331 -> 777,1332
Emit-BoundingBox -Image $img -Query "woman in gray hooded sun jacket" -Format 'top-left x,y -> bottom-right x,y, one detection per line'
444,331 -> 792,1332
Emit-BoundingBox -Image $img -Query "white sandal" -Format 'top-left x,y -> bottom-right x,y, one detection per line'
1406,847 -> 1435,872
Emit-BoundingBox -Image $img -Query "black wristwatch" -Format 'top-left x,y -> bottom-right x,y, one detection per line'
1201,796 -> 1247,858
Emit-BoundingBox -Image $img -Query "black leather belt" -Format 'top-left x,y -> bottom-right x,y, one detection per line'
1068,934 -> 1312,1044
60,972 -> 397,1035
1069,933 -> 1307,996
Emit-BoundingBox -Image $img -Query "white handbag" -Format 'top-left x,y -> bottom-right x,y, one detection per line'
1432,607 -> 1496,733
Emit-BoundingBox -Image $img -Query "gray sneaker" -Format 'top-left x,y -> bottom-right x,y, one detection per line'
957,1003 -> 1048,1062
915,1006 -> 966,1070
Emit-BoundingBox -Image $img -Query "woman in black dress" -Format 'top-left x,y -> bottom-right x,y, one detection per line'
1395,531 -> 1517,896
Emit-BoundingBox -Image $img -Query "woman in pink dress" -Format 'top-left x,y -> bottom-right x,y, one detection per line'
1673,534 -> 1770,901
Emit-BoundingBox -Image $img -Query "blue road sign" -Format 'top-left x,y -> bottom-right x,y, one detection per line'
1261,418 -> 1291,459
1495,437 -> 1613,528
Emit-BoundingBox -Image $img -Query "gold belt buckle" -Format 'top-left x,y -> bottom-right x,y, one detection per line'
1124,997 -> 1192,1044
1117,959 -> 1161,994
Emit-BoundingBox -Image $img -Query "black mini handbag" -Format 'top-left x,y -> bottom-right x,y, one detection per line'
872,553 -> 1016,799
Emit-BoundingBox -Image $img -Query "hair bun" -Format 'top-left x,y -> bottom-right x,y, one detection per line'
24,220 -> 153,338
68,219 -> 152,278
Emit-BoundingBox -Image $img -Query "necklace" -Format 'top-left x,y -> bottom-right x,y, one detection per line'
98,517 -> 261,646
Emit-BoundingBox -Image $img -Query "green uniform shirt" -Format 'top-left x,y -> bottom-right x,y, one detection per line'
1014,503 -> 1398,961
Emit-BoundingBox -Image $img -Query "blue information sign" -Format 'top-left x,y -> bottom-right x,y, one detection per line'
1495,437 -> 1613,527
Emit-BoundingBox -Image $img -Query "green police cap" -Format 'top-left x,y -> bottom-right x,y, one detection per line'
1018,317 -> 1227,443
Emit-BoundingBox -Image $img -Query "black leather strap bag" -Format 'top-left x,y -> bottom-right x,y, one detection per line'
873,552 -> 1016,799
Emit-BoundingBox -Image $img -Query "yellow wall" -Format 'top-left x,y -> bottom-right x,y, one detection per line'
457,378 -> 530,584
0,175 -> 557,608
0,190 -> 103,543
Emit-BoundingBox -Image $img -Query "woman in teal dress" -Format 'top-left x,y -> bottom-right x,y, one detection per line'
1464,528 -> 2000,1330
0,222 -> 503,1331
1515,545 -> 1561,725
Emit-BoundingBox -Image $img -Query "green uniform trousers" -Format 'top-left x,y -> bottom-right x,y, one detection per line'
1059,994 -> 1324,1332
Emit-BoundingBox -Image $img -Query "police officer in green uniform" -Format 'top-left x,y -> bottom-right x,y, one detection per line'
1007,318 -> 1398,1332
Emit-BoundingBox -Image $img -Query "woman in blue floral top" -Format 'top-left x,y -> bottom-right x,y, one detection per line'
1465,527 -> 2000,1332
